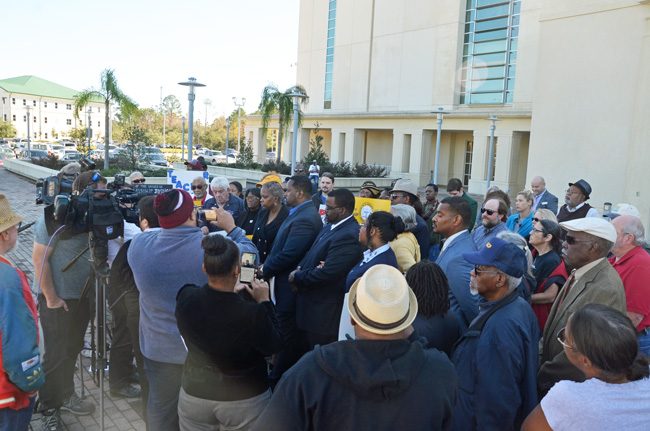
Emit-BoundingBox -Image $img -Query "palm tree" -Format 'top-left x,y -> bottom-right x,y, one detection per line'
74,69 -> 137,169
258,84 -> 308,164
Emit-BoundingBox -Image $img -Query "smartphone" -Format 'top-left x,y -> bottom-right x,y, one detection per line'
239,252 -> 257,284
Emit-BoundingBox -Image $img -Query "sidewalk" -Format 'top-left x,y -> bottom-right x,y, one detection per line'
1,167 -> 146,430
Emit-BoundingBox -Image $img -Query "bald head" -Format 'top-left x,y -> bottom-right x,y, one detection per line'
611,215 -> 646,258
530,176 -> 546,196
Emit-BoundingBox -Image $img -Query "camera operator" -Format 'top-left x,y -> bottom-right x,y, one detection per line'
175,235 -> 281,430
32,171 -> 101,429
128,189 -> 258,431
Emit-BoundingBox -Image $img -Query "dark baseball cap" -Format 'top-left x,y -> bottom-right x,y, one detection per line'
462,238 -> 526,277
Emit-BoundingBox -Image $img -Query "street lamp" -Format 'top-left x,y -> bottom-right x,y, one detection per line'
486,115 -> 499,190
232,97 -> 246,152
225,117 -> 231,164
86,107 -> 92,154
203,98 -> 212,148
181,116 -> 186,160
24,105 -> 32,155
178,77 -> 206,160
432,107 -> 448,185
286,88 -> 308,176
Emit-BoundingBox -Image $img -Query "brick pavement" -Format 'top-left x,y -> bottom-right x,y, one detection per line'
0,167 -> 146,430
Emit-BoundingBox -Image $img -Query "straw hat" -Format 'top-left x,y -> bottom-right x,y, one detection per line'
0,194 -> 22,233
348,264 -> 418,335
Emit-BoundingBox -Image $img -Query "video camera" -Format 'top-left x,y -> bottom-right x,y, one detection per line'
36,156 -> 96,205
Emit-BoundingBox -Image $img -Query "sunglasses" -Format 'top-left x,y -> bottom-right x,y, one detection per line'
473,265 -> 500,276
390,193 -> 406,200
533,217 -> 541,223
531,228 -> 546,235
557,327 -> 577,351
132,179 -> 145,184
565,235 -> 594,245
480,208 -> 496,216
191,184 -> 204,190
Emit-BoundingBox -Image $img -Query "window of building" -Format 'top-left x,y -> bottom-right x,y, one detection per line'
55,102 -> 58,109
12,98 -> 15,105
45,117 -> 48,124
323,0 -> 337,109
44,101 -> 48,108
33,100 -> 36,107
3,114 -> 6,121
463,140 -> 474,186
33,116 -> 36,123
460,0 -> 520,104
66,104 -> 72,110
22,99 -> 26,106
1,97 -> 5,104
66,119 -> 72,125
44,133 -> 48,139
97,107 -> 101,113
23,116 -> 26,122
12,115 -> 16,121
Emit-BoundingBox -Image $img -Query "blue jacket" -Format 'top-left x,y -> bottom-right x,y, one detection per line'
506,212 -> 534,239
471,222 -> 508,250
128,225 -> 256,364
202,194 -> 245,232
294,217 -> 363,336
262,201 -> 322,313
451,293 -> 540,431
344,247 -> 398,292
436,230 -> 478,330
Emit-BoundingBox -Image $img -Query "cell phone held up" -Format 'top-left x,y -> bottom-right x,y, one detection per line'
239,252 -> 257,284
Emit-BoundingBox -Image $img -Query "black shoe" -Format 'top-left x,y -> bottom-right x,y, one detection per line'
40,409 -> 62,431
110,384 -> 141,399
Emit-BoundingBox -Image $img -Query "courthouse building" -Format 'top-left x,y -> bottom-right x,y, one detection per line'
0,75 -> 104,141
246,0 -> 650,227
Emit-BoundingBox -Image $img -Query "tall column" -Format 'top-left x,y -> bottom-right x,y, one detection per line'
391,130 -> 410,175
330,129 -> 345,162
468,130 -> 489,195
407,129 -> 433,185
296,128 -> 310,161
250,127 -> 266,163
493,130 -> 514,192
344,129 -> 363,163
282,130 -> 293,163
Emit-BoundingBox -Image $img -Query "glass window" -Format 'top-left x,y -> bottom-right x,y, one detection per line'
12,98 -> 15,105
474,39 -> 507,54
66,119 -> 72,125
476,4 -> 510,20
477,0 -> 508,7
323,0 -> 337,107
473,52 -> 506,66
22,99 -> 26,106
44,101 -> 48,108
33,100 -> 36,107
470,92 -> 504,104
474,28 -> 508,42
475,17 -> 508,32
473,78 -> 506,92
45,117 -> 48,124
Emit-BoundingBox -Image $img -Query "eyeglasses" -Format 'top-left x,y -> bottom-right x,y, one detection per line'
480,208 -> 496,216
565,235 -> 594,245
557,327 -> 577,351
191,185 -> 204,190
325,205 -> 342,211
531,228 -> 546,235
533,217 -> 541,223
390,193 -> 406,200
132,179 -> 145,184
473,265 -> 501,276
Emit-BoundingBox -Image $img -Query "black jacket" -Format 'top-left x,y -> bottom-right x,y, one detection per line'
254,338 -> 458,431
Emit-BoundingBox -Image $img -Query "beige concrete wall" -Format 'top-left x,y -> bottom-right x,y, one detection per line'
527,1 -> 650,227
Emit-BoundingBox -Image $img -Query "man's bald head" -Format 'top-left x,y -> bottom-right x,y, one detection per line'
530,176 -> 546,196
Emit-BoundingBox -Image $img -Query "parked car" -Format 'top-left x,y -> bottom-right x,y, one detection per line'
89,149 -> 104,160
23,149 -> 49,160
62,150 -> 82,161
49,145 -> 65,159
141,153 -> 170,169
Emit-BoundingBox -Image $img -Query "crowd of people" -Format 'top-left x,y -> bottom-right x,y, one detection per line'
1,164 -> 649,431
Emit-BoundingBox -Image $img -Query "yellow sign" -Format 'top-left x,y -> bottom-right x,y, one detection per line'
353,197 -> 391,224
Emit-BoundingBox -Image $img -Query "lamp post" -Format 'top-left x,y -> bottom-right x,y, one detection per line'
178,77 -> 206,160
486,115 -> 498,190
232,97 -> 246,153
225,117 -> 231,164
181,116 -> 186,160
287,88 -> 308,176
86,107 -> 92,154
203,98 -> 211,148
24,105 -> 32,155
432,107 -> 448,185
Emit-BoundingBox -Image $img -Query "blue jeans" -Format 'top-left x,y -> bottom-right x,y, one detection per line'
638,330 -> 650,357
0,397 -> 35,431
143,357 -> 184,431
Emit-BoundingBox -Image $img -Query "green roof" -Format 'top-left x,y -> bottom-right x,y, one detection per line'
0,75 -> 101,102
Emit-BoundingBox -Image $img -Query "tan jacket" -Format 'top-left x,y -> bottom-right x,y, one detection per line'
389,232 -> 421,273
537,258 -> 626,395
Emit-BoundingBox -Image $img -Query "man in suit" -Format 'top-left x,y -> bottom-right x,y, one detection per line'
530,176 -> 558,213
290,188 -> 363,351
538,217 -> 625,397
433,196 -> 478,330
261,175 -> 322,384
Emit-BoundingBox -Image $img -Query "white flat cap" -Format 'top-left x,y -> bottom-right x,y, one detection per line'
560,217 -> 617,243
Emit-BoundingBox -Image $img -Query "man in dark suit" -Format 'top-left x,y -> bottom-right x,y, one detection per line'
261,175 -> 322,384
290,188 -> 363,350
530,176 -> 558,213
433,196 -> 478,330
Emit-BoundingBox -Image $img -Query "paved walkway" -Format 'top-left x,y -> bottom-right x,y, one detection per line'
0,167 -> 146,431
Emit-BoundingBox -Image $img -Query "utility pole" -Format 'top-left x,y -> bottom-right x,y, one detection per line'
232,97 -> 246,152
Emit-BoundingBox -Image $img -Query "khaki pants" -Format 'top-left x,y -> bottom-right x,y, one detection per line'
178,387 -> 270,431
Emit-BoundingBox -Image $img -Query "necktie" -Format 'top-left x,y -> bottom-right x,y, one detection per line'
558,269 -> 577,307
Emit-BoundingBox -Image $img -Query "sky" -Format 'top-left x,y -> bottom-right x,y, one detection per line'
4,0 -> 299,120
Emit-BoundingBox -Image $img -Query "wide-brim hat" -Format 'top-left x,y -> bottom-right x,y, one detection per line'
348,264 -> 418,335
360,180 -> 382,195
390,178 -> 419,198
0,194 -> 23,233
560,217 -> 617,243
568,179 -> 592,199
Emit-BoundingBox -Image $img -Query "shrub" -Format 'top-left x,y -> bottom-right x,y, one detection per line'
261,160 -> 291,175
